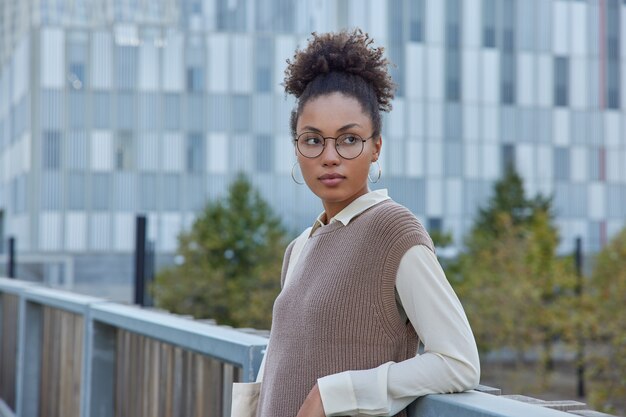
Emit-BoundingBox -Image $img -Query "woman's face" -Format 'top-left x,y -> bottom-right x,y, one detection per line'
295,92 -> 382,220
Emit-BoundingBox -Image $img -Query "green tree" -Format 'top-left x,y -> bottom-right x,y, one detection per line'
153,173 -> 288,329
454,167 -> 576,384
586,228 -> 626,415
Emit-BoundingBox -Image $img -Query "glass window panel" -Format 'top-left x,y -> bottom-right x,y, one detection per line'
554,56 -> 569,106
186,67 -> 205,92
482,0 -> 497,48
409,0 -> 425,42
116,45 -> 138,90
186,133 -> 205,173
501,54 -> 516,104
68,173 -> 86,210
256,37 -> 273,92
41,89 -> 64,130
501,144 -> 516,173
444,104 -> 462,141
42,173 -> 63,210
117,93 -> 135,130
255,135 -> 274,173
164,93 -> 181,130
139,92 -> 159,131
42,131 -> 62,170
554,147 -> 570,181
140,174 -> 157,210
93,91 -> 111,129
68,91 -> 86,129
66,131 -> 88,170
187,94 -> 205,131
444,143 -> 463,176
113,173 -> 136,211
232,95 -> 251,132
92,173 -> 111,210
186,176 -> 204,210
162,174 -> 180,210
216,0 -> 247,31
607,61 -> 620,109
115,131 -> 134,170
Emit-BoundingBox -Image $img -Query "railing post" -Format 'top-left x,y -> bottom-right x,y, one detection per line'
15,299 -> 42,417
7,237 -> 15,278
134,215 -> 147,306
87,320 -> 116,417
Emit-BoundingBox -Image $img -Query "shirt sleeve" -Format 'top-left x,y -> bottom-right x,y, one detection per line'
317,245 -> 480,416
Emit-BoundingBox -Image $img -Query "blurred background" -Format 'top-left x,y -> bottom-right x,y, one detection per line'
0,0 -> 625,414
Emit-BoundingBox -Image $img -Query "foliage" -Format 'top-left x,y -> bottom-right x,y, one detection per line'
586,228 -> 626,415
453,167 -> 576,381
153,173 -> 288,329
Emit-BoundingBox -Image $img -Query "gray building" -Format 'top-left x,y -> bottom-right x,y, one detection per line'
0,0 -> 625,299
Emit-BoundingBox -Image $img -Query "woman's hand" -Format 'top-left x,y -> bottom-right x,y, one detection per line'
296,383 -> 326,417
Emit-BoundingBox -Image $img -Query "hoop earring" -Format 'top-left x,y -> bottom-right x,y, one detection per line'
291,162 -> 304,185
368,161 -> 381,184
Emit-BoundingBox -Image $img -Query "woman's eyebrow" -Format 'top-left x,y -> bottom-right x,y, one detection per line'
301,123 -> 363,133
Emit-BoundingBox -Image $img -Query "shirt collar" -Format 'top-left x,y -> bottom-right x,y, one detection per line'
310,189 -> 390,236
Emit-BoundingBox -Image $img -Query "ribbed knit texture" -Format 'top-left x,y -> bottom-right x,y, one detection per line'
257,200 -> 434,417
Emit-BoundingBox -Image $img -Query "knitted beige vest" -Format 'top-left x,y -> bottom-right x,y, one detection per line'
257,200 -> 435,417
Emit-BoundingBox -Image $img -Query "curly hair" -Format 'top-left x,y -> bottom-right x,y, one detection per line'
283,29 -> 395,138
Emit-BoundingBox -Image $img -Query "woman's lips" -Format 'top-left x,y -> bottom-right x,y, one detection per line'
319,173 -> 346,186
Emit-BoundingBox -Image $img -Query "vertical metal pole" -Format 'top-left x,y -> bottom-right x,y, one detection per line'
144,240 -> 155,307
134,216 -> 146,306
574,237 -> 585,398
8,236 -> 16,278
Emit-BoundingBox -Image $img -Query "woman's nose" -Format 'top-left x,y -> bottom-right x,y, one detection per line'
320,139 -> 341,165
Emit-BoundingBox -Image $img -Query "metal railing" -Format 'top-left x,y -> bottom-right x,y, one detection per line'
0,277 -> 612,417
0,278 -> 266,417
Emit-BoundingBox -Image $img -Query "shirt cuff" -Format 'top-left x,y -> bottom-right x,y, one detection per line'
318,362 -> 393,416
317,371 -> 357,416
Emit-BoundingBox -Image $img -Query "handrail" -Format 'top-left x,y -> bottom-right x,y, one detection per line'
0,278 -> 615,417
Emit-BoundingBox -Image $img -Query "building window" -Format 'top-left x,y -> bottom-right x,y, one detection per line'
186,133 -> 205,173
554,147 -> 570,181
255,135 -> 274,173
256,37 -> 273,92
92,174 -> 111,210
446,0 -> 461,102
501,54 -> 516,104
186,67 -> 205,92
482,0 -> 497,48
606,0 -> 621,109
427,217 -> 443,234
93,92 -> 111,129
217,0 -> 247,31
42,131 -> 62,170
554,57 -> 569,107
501,144 -> 516,173
409,0 -> 425,42
164,94 -> 181,130
116,46 -> 138,91
115,131 -> 134,170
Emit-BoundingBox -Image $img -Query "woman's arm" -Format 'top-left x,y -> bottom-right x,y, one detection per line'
316,245 -> 480,416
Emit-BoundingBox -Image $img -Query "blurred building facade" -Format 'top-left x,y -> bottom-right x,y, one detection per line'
0,0 -> 625,296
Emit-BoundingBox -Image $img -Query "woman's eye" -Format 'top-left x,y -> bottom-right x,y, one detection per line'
340,135 -> 359,145
304,136 -> 322,145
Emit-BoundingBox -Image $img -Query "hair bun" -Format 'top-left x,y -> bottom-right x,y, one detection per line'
283,29 -> 395,112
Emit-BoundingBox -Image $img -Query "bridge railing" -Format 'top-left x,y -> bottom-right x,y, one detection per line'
0,277 -> 612,417
0,277 -> 266,417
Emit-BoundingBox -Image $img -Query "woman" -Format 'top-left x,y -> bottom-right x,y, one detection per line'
234,29 -> 480,417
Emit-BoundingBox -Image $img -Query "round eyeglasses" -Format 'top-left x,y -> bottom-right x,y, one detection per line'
294,132 -> 376,160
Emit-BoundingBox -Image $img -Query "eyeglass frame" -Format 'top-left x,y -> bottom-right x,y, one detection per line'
293,132 -> 378,160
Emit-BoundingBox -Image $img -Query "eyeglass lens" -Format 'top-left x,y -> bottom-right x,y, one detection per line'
296,133 -> 364,159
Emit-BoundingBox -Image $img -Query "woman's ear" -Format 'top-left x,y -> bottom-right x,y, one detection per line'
372,135 -> 383,161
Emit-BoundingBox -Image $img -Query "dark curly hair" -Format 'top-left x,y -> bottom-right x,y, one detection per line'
283,29 -> 395,138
